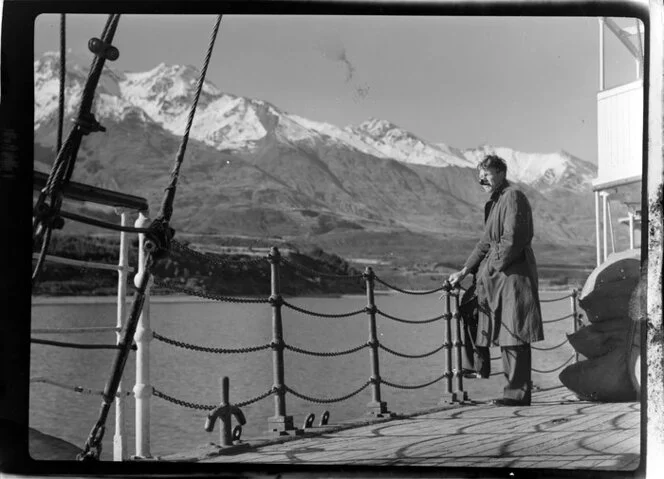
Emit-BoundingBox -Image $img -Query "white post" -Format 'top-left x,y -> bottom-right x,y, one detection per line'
133,210 -> 152,458
598,18 -> 605,91
595,191 -> 602,266
601,192 -> 608,262
607,196 -> 616,254
113,208 -> 130,461
629,212 -> 635,250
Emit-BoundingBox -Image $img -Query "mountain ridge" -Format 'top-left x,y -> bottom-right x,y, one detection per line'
33,53 -> 612,260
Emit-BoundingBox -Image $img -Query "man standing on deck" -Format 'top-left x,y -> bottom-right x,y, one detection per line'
448,154 -> 543,406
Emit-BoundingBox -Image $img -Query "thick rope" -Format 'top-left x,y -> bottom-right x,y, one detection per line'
374,276 -> 446,295
285,381 -> 371,404
31,337 -> 136,351
31,377 -> 132,397
152,331 -> 271,354
382,373 -> 447,390
282,299 -> 366,319
379,343 -> 446,359
284,342 -> 368,357
376,308 -> 447,325
157,15 -> 221,223
152,276 -> 269,304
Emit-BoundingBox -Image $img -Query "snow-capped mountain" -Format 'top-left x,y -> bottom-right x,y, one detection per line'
34,53 -> 596,193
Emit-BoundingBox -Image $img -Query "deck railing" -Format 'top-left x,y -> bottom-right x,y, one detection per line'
32,237 -> 583,459
30,207 -> 144,461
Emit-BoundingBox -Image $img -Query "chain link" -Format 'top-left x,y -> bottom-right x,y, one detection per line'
285,381 -> 371,404
284,342 -> 368,357
152,386 -> 274,410
382,373 -> 447,390
376,308 -> 447,324
282,299 -> 366,319
152,277 -> 270,304
539,293 -> 574,303
171,240 -> 269,267
532,355 -> 576,374
532,338 -> 570,351
379,343 -> 445,359
152,331 -> 271,354
542,313 -> 575,324
280,256 -> 365,280
373,276 -> 446,295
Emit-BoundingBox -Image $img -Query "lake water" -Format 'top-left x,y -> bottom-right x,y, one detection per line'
29,291 -> 578,460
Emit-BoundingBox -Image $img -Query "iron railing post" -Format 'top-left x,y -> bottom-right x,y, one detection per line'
133,210 -> 152,458
571,289 -> 579,363
451,286 -> 469,402
113,208 -> 130,461
439,282 -> 454,404
267,247 -> 298,435
364,267 -> 390,416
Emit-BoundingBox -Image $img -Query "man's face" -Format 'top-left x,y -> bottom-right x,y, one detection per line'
478,167 -> 506,194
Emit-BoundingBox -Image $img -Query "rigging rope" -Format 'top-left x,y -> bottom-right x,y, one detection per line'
32,14 -> 121,284
57,14 -> 66,153
79,15 -> 223,460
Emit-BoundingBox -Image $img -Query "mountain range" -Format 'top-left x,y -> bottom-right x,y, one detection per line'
33,52 -> 610,267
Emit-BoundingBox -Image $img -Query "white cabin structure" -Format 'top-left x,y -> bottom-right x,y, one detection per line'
594,18 -> 644,266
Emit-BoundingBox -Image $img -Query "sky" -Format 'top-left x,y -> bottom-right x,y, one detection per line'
34,14 -> 642,165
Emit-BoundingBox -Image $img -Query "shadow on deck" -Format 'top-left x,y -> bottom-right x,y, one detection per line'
174,386 -> 642,471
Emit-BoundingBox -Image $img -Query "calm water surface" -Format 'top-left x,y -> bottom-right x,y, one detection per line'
30,292 -> 576,460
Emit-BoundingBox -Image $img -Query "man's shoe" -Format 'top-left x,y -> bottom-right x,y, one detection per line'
491,398 -> 530,407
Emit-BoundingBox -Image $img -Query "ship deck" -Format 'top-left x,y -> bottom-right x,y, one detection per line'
181,386 -> 642,471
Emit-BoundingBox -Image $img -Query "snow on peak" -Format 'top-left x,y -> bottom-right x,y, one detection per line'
347,118 -> 475,168
462,145 -> 595,191
33,53 -> 593,190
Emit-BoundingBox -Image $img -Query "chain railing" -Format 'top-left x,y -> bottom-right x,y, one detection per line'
36,230 -> 583,456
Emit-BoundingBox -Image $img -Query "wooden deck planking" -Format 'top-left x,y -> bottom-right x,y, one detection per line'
198,387 -> 640,470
